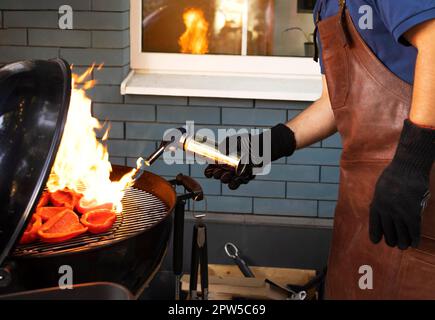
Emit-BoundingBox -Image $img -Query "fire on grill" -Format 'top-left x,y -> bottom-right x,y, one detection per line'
17,64 -> 139,245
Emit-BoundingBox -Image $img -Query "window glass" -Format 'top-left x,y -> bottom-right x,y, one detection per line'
142,0 -> 316,57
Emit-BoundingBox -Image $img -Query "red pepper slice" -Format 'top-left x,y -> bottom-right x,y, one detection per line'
38,209 -> 88,243
75,198 -> 113,215
80,209 -> 117,234
36,192 -> 50,209
49,189 -> 82,208
36,206 -> 67,222
19,214 -> 43,245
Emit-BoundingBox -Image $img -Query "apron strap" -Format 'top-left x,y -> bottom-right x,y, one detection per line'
338,0 -> 351,46
313,0 -> 350,62
312,0 -> 324,62
313,10 -> 321,62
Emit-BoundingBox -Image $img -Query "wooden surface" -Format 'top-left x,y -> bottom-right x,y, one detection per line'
208,264 -> 315,286
182,264 -> 316,300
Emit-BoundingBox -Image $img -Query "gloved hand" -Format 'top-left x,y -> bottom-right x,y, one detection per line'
204,124 -> 296,190
369,120 -> 435,250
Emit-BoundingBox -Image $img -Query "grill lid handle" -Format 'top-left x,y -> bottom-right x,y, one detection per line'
174,174 -> 204,201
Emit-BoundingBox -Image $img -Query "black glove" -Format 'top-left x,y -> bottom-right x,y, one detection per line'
204,124 -> 296,190
369,120 -> 435,249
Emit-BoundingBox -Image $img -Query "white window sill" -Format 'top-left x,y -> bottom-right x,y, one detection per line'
120,70 -> 322,101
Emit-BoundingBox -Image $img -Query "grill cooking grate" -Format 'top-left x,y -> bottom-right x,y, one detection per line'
12,187 -> 168,257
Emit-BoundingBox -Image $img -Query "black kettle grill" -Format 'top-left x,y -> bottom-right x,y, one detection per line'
0,59 -> 203,299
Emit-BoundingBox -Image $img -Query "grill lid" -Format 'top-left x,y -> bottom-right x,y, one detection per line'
0,59 -> 71,266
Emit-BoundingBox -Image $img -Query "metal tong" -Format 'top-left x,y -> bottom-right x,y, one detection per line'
189,213 -> 209,300
224,242 -> 255,278
224,242 -> 307,300
266,279 -> 307,301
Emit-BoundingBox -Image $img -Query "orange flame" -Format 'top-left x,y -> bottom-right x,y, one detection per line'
179,8 -> 209,54
47,64 -> 138,212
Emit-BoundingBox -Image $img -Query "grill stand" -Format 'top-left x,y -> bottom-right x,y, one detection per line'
169,174 -> 205,300
172,200 -> 185,300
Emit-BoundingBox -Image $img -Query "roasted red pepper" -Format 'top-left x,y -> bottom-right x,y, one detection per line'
19,214 -> 43,245
36,206 -> 67,222
80,209 -> 117,234
75,198 -> 113,215
38,209 -> 88,243
36,191 -> 50,209
49,189 -> 82,208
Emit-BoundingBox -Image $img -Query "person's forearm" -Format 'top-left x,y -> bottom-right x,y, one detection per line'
410,46 -> 435,126
286,76 -> 337,149
405,19 -> 435,127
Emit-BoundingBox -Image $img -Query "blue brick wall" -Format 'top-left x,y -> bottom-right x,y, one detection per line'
0,0 -> 342,219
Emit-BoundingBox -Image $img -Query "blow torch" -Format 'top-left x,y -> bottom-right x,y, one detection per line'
132,128 -> 247,182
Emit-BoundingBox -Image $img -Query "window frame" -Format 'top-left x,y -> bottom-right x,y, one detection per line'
126,0 -> 322,101
131,0 -> 320,76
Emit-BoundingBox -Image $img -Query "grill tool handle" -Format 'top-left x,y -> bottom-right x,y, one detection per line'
224,243 -> 255,278
234,256 -> 255,278
175,174 -> 204,201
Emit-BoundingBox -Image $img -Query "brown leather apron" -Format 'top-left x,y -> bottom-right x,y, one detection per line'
317,1 -> 435,299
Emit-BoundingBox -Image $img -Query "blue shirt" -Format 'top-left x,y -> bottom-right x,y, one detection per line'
314,0 -> 435,84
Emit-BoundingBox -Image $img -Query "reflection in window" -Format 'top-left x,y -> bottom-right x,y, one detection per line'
142,0 -> 316,57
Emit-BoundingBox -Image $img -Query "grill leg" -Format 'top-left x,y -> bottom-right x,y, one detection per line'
173,200 -> 185,300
